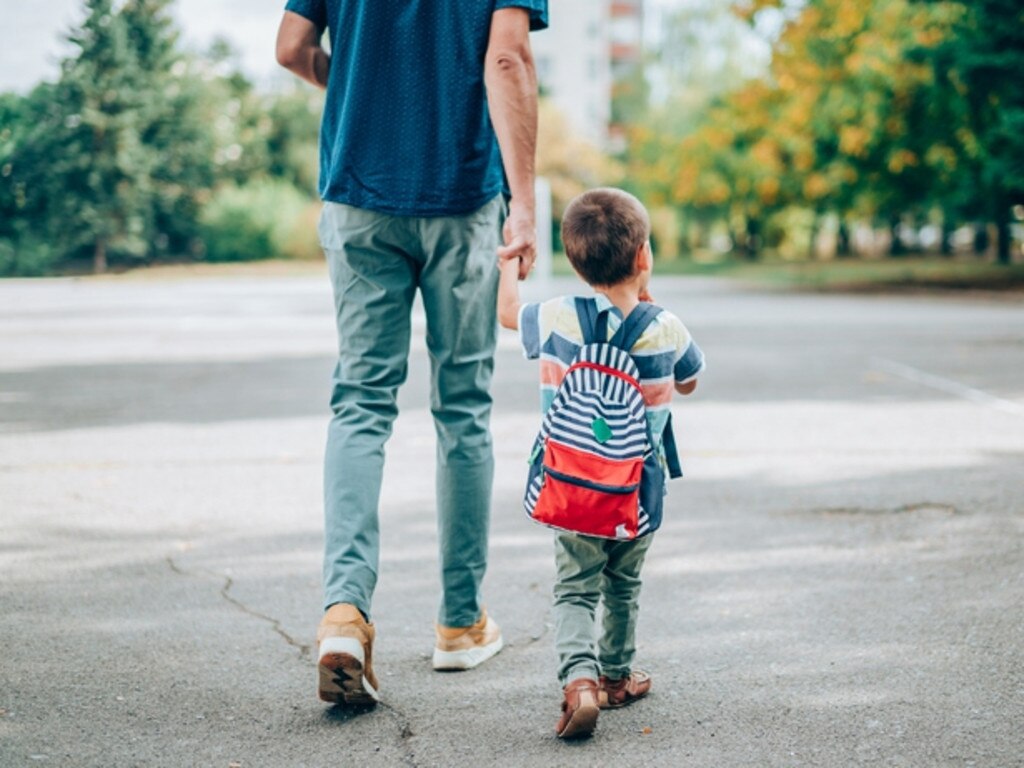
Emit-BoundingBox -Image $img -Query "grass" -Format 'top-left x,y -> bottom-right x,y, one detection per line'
552,252 -> 1024,292
81,258 -> 328,282
40,250 -> 1024,294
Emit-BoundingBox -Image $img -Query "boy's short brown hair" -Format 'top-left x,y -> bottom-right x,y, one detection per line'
561,188 -> 650,287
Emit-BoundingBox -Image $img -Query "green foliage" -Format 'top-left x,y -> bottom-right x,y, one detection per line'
920,0 -> 1024,262
627,0 -> 1022,263
55,0 -> 159,269
264,89 -> 322,194
199,180 -> 320,263
0,90 -> 47,241
0,234 -> 58,277
200,205 -> 275,263
0,1 -> 324,277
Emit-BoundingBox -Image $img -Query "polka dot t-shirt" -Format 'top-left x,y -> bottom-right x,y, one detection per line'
284,0 -> 548,216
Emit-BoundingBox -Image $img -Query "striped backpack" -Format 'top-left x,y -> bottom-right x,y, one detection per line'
523,298 -> 682,540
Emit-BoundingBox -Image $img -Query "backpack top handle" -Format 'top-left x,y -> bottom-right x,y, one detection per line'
610,302 -> 662,351
574,297 -> 662,351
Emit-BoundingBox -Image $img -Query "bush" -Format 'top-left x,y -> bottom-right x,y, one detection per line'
199,180 -> 321,262
0,233 -> 58,277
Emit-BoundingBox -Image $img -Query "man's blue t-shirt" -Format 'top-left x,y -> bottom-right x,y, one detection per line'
284,0 -> 548,217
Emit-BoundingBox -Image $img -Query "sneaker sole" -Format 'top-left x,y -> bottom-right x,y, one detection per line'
557,702 -> 599,740
317,636 -> 379,705
431,635 -> 504,671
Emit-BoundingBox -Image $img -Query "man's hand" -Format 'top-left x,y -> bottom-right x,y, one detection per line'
498,201 -> 537,279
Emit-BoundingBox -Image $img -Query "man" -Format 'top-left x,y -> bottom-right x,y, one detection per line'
275,0 -> 547,706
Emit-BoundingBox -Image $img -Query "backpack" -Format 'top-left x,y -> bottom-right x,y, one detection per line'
523,298 -> 683,540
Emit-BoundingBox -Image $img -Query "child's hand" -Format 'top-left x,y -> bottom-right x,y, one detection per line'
497,257 -> 522,330
499,256 -> 521,276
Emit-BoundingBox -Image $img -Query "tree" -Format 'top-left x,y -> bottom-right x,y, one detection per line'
0,87 -> 62,275
120,0 -> 217,258
743,0 -> 960,248
52,0 -> 160,272
630,0 -> 964,259
10,0 -> 221,273
0,0 -> 324,276
921,0 -> 1024,263
265,86 -> 323,195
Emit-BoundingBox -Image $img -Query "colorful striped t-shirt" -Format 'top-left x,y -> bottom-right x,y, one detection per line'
517,294 -> 705,442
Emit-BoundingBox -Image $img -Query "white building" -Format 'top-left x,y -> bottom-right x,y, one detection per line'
532,0 -> 644,149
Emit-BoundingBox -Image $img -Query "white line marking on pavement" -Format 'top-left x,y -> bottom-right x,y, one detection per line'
870,357 -> 1024,417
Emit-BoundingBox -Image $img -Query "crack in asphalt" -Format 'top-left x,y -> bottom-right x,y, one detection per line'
167,556 -> 418,762
378,702 -> 417,767
218,574 -> 313,660
818,502 -> 959,517
166,556 -> 312,660
164,555 -> 558,766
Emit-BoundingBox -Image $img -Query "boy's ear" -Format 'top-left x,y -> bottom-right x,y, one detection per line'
635,240 -> 652,271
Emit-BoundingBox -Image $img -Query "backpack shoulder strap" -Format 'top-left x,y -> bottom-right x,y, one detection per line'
662,413 -> 683,478
609,302 -> 662,352
574,296 -> 613,344
573,297 -> 598,344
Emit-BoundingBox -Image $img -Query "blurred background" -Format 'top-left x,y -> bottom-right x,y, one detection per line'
1,0 -> 1022,284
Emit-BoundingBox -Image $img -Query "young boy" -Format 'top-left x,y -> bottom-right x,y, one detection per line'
497,187 -> 704,739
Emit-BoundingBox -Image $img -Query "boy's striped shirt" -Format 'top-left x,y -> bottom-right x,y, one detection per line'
517,294 -> 705,441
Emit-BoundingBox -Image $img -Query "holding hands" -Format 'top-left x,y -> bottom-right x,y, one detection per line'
498,201 -> 536,280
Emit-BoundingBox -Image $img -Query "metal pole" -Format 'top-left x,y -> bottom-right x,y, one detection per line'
534,176 -> 553,291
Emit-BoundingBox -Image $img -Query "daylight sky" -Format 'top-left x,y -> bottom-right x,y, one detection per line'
1,0 -> 289,93
0,0 -> 690,94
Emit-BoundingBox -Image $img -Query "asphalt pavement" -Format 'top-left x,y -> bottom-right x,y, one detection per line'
1,268 -> 1022,767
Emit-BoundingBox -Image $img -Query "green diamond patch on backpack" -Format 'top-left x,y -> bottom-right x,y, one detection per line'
591,417 -> 613,444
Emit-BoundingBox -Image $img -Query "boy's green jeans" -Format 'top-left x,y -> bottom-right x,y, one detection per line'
318,197 -> 502,628
553,531 -> 653,685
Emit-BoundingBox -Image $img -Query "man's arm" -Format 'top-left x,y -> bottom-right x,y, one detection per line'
276,10 -> 329,89
497,257 -> 522,330
485,8 -> 539,279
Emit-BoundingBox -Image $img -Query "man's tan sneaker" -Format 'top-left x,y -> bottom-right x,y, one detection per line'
316,603 -> 380,705
432,609 -> 503,671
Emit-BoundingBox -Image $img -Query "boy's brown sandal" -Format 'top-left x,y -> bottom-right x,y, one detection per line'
598,670 -> 651,709
555,678 -> 600,739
